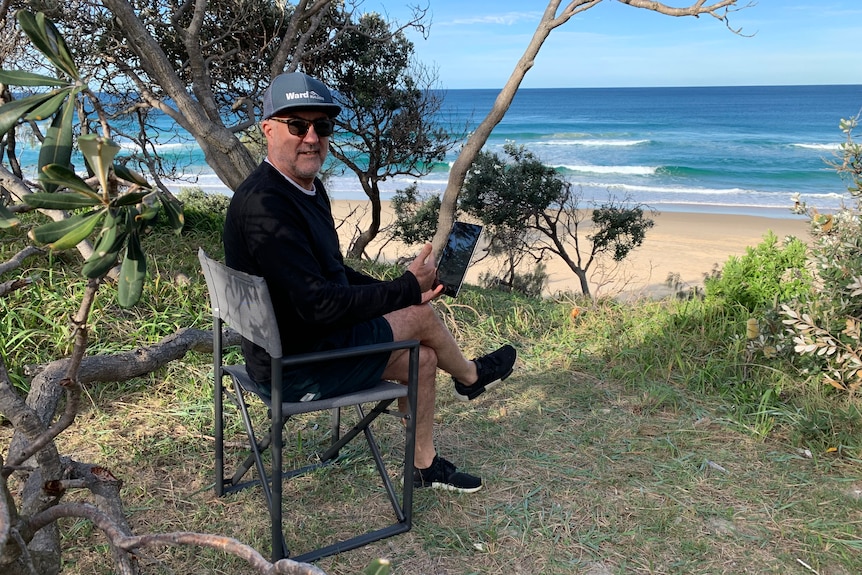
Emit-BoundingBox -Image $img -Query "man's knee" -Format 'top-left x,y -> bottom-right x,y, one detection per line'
419,345 -> 438,375
385,302 -> 444,340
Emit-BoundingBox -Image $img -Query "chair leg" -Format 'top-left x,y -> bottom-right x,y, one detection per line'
317,399 -> 395,462
329,407 -> 341,457
232,378 -> 275,513
214,371 -> 226,497
359,406 -> 406,520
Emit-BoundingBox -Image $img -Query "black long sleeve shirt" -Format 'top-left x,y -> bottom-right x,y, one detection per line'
223,162 -> 421,380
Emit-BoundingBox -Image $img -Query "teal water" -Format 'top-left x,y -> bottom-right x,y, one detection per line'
384,84 -> 861,217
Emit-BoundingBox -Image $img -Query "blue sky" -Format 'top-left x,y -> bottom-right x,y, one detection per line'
365,0 -> 862,89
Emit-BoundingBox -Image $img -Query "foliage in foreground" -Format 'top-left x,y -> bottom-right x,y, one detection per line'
779,116 -> 862,396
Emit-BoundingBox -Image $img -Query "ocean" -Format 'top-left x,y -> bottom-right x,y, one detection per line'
18,85 -> 862,217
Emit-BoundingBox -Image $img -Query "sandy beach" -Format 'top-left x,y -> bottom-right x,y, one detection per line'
331,200 -> 811,300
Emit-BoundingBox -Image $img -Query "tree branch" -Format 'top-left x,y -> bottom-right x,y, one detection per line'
28,503 -> 328,575
615,0 -> 754,33
0,246 -> 42,276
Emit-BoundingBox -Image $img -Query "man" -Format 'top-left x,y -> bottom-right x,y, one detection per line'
223,72 -> 516,493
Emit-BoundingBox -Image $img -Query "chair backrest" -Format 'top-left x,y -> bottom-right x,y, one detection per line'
198,248 -> 283,358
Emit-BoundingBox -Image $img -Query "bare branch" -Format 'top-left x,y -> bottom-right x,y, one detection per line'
28,503 -> 328,575
614,0 -> 754,33
0,245 -> 42,277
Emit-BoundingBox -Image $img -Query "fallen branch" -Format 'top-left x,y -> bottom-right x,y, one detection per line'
28,503 -> 327,575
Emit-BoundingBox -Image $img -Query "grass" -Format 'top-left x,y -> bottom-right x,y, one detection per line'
1,220 -> 861,574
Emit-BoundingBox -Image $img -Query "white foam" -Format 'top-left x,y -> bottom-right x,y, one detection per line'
537,139 -> 650,147
559,164 -> 657,176
791,143 -> 840,151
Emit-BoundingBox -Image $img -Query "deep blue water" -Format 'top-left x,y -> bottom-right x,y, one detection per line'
16,85 -> 862,216
404,85 -> 862,216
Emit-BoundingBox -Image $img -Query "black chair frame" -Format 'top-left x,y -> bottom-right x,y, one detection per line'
199,249 -> 419,563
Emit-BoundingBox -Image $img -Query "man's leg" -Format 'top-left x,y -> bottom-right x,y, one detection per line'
380,303 -> 514,493
384,303 -> 477,383
381,340 -> 483,493
380,343 -> 437,468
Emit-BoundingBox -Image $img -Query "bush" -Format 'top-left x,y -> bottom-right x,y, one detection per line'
779,114 -> 862,395
389,184 -> 442,246
480,261 -> 548,299
174,187 -> 231,233
704,231 -> 811,312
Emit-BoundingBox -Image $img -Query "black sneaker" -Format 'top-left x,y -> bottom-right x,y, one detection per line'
452,344 -> 516,401
413,455 -> 482,493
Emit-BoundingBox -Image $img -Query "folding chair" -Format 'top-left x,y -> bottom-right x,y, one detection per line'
198,249 -> 419,563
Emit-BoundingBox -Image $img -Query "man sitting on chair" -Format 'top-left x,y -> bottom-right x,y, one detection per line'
223,72 -> 517,493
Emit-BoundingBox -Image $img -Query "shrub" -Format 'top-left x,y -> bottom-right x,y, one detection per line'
780,114 -> 862,396
174,187 -> 231,233
480,261 -> 548,299
389,184 -> 441,246
704,231 -> 811,312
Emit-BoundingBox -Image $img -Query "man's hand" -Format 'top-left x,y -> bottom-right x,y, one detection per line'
420,284 -> 445,304
407,243 -> 438,293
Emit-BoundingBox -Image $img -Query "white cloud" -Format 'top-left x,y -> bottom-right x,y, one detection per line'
446,12 -> 542,27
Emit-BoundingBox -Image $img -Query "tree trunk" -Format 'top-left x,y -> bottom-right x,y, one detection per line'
347,182 -> 382,259
103,0 -> 258,191
432,2 -> 568,256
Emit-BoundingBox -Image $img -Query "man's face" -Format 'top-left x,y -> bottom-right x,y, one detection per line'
262,111 -> 332,190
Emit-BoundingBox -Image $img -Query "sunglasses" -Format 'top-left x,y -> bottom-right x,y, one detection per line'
269,116 -> 335,137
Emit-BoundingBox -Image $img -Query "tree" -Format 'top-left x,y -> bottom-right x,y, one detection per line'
431,0 -> 752,256
460,143 -> 654,297
303,12 -> 456,258
0,0 -> 427,195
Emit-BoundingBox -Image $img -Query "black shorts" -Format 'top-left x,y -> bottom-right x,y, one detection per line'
279,316 -> 394,402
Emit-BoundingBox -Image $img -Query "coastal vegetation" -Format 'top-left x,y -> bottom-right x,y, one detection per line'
391,142 -> 656,297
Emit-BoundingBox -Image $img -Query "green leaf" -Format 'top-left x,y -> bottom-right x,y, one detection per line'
36,12 -> 79,79
78,134 -> 121,195
23,192 -> 102,210
17,12 -> 78,80
138,204 -> 161,224
113,163 -> 152,188
157,191 -> 185,234
117,232 -> 146,307
82,210 -> 128,278
0,92 -> 56,135
40,164 -> 99,196
362,558 -> 392,575
0,203 -> 20,228
38,98 -> 77,193
28,209 -> 105,250
0,69 -> 68,87
17,11 -> 55,67
23,88 -> 71,121
111,191 -> 151,207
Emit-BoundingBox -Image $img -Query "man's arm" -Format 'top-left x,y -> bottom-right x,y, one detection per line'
240,186 -> 422,330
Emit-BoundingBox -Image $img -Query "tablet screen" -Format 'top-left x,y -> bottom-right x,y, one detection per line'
436,222 -> 482,297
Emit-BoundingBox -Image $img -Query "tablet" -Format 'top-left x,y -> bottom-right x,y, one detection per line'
436,221 -> 483,297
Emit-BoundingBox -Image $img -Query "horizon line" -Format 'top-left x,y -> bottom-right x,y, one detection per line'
440,82 -> 862,91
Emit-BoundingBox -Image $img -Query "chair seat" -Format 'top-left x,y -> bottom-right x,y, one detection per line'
224,364 -> 407,415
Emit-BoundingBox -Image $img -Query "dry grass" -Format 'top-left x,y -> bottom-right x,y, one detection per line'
17,361 -> 858,575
